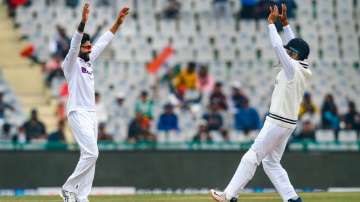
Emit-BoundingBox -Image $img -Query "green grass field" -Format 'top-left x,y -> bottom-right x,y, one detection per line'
0,192 -> 359,202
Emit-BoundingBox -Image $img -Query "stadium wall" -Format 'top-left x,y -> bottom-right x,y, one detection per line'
0,151 -> 359,189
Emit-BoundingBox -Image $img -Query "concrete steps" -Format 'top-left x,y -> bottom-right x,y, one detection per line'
0,4 -> 59,136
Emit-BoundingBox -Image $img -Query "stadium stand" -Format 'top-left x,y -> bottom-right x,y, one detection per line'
0,1 -> 61,143
1,0 -> 359,147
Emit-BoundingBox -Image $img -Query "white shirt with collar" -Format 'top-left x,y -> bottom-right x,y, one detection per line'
61,31 -> 114,115
266,24 -> 312,129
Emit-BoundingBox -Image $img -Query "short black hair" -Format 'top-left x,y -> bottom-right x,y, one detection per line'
2,123 -> 11,133
141,91 -> 148,97
188,62 -> 196,70
81,33 -> 90,45
31,108 -> 37,115
215,81 -> 223,87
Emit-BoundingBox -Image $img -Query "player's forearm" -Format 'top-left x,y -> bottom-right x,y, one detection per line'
62,31 -> 83,68
79,3 -> 89,33
69,32 -> 83,52
78,21 -> 86,33
268,24 -> 283,48
274,47 -> 295,80
268,24 -> 295,80
68,20 -> 85,52
89,31 -> 114,61
110,7 -> 129,34
110,21 -> 122,34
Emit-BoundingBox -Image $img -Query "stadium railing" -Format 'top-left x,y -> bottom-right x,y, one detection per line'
0,140 -> 359,151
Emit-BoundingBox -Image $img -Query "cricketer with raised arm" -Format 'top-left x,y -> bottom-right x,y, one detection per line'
210,4 -> 311,202
60,3 -> 129,202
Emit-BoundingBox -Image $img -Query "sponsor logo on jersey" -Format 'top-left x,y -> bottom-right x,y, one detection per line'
81,67 -> 93,75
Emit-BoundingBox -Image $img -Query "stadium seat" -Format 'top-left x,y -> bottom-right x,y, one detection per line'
114,46 -> 133,62
315,130 -> 336,143
217,45 -> 237,62
338,130 -> 358,143
195,45 -> 215,63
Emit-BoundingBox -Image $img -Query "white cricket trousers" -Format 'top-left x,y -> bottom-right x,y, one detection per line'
224,120 -> 298,202
63,111 -> 98,202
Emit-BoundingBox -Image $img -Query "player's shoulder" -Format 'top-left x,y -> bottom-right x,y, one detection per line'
296,60 -> 312,77
298,61 -> 310,69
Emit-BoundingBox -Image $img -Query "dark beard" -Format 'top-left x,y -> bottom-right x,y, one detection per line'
79,52 -> 90,62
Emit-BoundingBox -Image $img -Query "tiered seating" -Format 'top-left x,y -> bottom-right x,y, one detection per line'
13,0 -> 360,142
0,75 -> 25,128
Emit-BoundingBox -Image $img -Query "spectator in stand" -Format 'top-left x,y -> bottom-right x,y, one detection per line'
180,65 -> 212,108
299,92 -> 317,118
209,81 -> 228,111
321,94 -> 340,130
50,25 -> 71,59
296,114 -> 316,141
0,91 -> 15,126
161,64 -> 181,94
202,104 -> 222,131
48,119 -> 66,142
5,0 -> 31,18
157,103 -> 179,132
239,0 -> 258,19
234,98 -> 261,133
203,104 -> 229,141
22,109 -> 47,141
163,0 -> 181,20
193,120 -> 212,142
182,63 -> 201,110
127,112 -> 143,143
128,112 -> 156,143
95,92 -> 108,125
213,0 -> 230,19
296,93 -> 319,141
173,62 -> 197,99
196,65 -> 214,94
135,90 -> 154,119
44,54 -> 64,87
0,123 -> 13,141
228,81 -> 247,112
11,126 -> 27,144
342,101 -> 360,131
98,123 -> 113,141
299,92 -> 320,127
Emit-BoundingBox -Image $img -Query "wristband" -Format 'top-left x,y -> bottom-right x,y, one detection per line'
78,21 -> 85,32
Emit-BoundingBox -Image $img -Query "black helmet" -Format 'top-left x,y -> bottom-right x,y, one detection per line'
284,38 -> 310,60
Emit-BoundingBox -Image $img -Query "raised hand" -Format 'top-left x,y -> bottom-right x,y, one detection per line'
279,3 -> 288,26
267,5 -> 279,24
110,6 -> 130,34
116,7 -> 130,25
82,3 -> 90,23
78,3 -> 90,32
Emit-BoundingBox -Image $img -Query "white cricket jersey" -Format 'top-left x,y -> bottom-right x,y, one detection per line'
61,31 -> 114,115
265,24 -> 312,129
